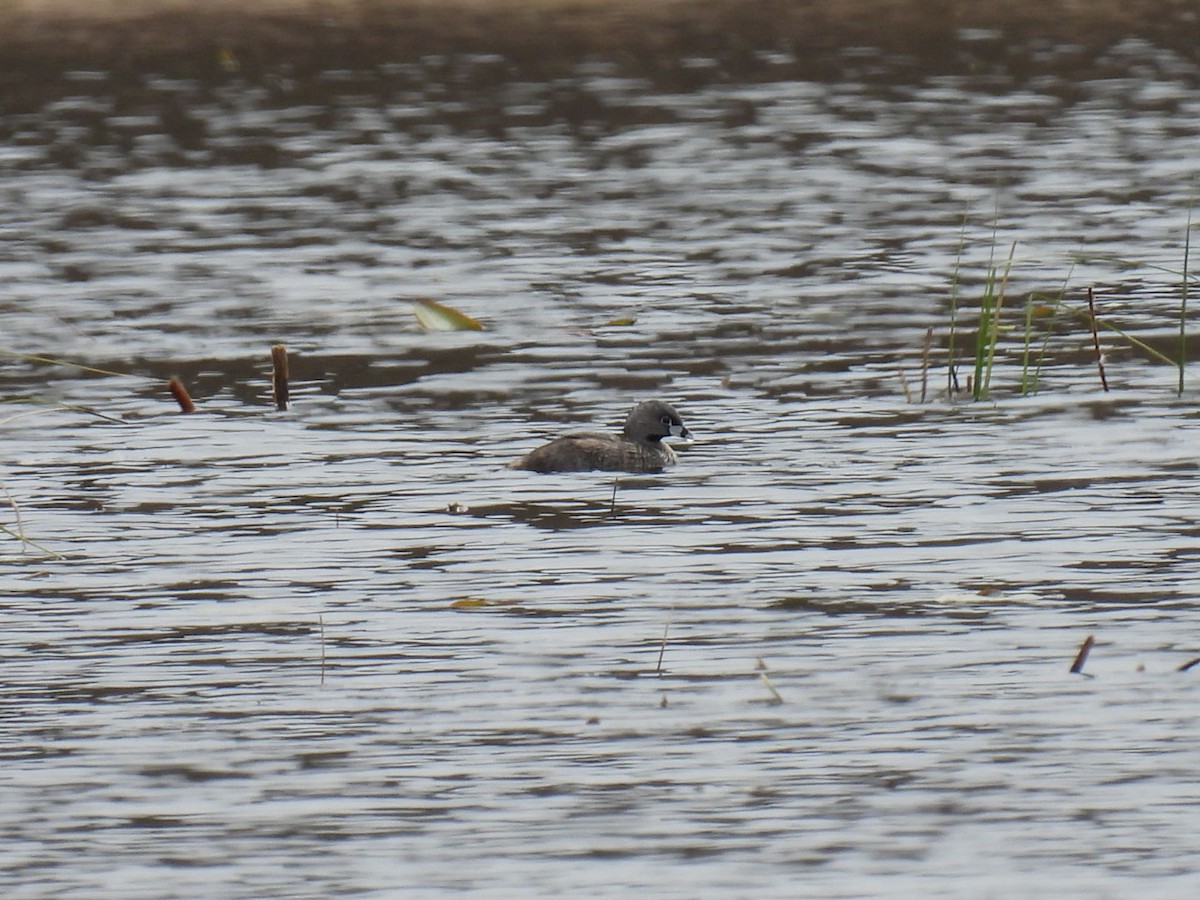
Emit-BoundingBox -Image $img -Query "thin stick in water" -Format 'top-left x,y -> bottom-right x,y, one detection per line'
919,326 -> 932,403
319,613 -> 326,686
271,343 -> 290,411
2,482 -> 27,550
756,659 -> 784,703
1179,195 -> 1193,396
655,615 -> 671,675
609,477 -> 619,515
168,376 -> 196,413
1069,633 -> 1094,674
1086,288 -> 1109,392
947,212 -> 967,399
759,671 -> 784,704
1,481 -> 66,559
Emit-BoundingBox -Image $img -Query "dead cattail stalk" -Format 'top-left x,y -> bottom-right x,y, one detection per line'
167,376 -> 196,413
1086,288 -> 1109,392
271,344 -> 289,410
1069,633 -> 1095,674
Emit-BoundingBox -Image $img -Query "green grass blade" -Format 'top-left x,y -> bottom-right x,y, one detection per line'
0,523 -> 66,559
981,242 -> 1017,398
947,213 -> 968,398
0,348 -> 134,379
1034,294 -> 1177,368
1021,297 -> 1035,395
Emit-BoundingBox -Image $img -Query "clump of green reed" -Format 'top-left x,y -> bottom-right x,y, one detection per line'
941,203 -> 1199,402
971,242 -> 1016,401
944,216 -> 1016,401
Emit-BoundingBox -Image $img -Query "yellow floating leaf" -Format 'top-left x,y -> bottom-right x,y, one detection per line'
1030,304 -> 1057,319
216,48 -> 239,73
412,298 -> 485,331
604,316 -> 637,327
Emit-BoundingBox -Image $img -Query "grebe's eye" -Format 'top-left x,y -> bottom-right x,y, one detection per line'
660,415 -> 672,425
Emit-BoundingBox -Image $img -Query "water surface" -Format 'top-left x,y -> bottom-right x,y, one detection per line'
4,40 -> 1200,898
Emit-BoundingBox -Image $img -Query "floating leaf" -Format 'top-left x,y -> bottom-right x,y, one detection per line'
412,299 -> 485,331
217,48 -> 240,73
604,316 -> 637,327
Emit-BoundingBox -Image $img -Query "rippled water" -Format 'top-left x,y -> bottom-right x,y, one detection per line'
4,40 -> 1200,898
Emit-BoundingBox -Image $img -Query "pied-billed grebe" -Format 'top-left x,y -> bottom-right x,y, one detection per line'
509,400 -> 692,474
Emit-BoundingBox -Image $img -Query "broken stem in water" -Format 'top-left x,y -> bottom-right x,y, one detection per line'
1086,288 -> 1110,392
168,376 -> 196,413
656,614 -> 671,675
1070,633 -> 1095,674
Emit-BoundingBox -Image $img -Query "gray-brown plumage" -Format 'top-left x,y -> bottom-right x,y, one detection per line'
509,400 -> 692,473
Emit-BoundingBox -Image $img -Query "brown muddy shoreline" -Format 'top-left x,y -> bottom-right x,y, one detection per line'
3,0 -> 1199,83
